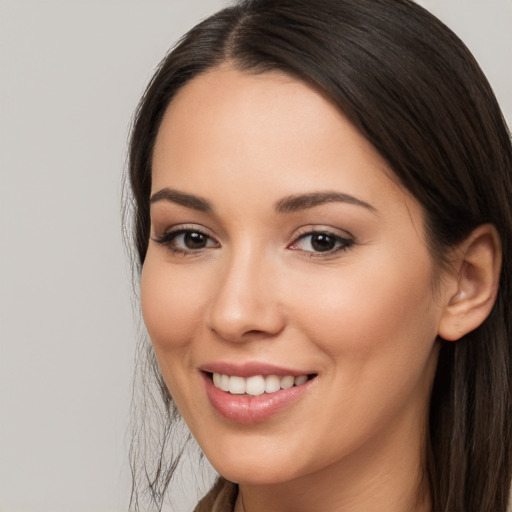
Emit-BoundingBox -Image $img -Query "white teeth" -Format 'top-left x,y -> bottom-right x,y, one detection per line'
220,374 -> 230,392
280,375 -> 294,389
212,372 -> 310,395
265,375 -> 281,393
229,376 -> 245,394
245,375 -> 266,396
294,375 -> 308,386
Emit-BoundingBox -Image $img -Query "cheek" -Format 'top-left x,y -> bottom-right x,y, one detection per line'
292,248 -> 440,368
284,253 -> 441,462
140,255 -> 206,353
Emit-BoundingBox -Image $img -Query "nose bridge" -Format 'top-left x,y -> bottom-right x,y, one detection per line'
207,241 -> 284,341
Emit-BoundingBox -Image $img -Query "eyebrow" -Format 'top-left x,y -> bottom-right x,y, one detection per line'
149,188 -> 377,215
275,191 -> 377,214
150,188 -> 213,212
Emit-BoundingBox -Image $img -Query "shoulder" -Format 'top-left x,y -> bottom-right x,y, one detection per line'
194,477 -> 238,512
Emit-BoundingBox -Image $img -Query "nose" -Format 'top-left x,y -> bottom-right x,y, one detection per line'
206,248 -> 285,342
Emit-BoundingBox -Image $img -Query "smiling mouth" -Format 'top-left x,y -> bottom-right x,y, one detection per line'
208,372 -> 316,396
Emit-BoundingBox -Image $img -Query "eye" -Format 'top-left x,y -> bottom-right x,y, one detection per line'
289,230 -> 354,254
177,231 -> 212,249
153,228 -> 219,255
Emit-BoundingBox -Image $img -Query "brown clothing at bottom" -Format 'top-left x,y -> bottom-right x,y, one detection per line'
194,478 -> 238,512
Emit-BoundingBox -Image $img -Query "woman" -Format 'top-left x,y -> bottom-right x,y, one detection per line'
126,0 -> 512,510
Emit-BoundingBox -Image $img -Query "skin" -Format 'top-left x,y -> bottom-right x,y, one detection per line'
141,67 -> 459,512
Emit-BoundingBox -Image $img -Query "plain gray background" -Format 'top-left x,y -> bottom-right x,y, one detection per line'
0,1 -> 510,511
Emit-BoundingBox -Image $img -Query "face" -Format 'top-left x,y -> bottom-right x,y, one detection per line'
141,67 -> 446,486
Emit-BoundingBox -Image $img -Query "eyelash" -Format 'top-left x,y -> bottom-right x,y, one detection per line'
152,227 -> 219,256
288,230 -> 355,257
152,227 -> 355,257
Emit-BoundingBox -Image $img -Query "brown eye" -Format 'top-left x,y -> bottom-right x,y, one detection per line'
183,231 -> 209,249
153,228 -> 220,255
289,230 -> 354,255
310,233 -> 336,252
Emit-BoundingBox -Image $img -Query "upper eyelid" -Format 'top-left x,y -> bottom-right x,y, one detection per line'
151,224 -> 355,246
151,225 -> 220,248
291,225 -> 354,240
152,227 -> 220,256
288,230 -> 356,258
289,231 -> 354,247
152,223 -> 215,237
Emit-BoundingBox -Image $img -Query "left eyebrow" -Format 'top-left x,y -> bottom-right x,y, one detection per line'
275,191 -> 378,214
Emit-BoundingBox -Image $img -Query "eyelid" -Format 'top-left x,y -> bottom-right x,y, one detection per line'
152,222 -> 214,238
151,223 -> 354,257
152,224 -> 220,255
290,224 -> 354,241
287,225 -> 355,255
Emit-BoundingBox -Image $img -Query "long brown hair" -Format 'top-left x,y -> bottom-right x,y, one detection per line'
126,1 -> 512,510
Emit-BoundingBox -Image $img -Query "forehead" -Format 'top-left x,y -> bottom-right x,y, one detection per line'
153,67 -> 349,174
151,66 -> 418,223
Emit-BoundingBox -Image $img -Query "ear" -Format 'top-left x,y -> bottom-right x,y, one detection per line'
438,224 -> 502,341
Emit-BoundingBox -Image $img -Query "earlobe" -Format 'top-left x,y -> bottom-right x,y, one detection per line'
438,224 -> 502,341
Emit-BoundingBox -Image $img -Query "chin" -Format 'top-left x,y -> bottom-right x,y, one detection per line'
214,462 -> 300,486
201,440 -> 311,486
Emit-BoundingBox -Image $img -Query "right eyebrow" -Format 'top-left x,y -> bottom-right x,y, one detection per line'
149,188 -> 213,213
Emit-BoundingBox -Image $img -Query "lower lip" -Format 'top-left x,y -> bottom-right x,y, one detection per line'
202,372 -> 314,424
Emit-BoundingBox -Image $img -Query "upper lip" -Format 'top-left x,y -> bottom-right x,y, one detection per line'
199,361 -> 315,378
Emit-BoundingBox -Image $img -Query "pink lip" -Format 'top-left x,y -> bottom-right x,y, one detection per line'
200,361 -> 312,378
200,370 -> 316,424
